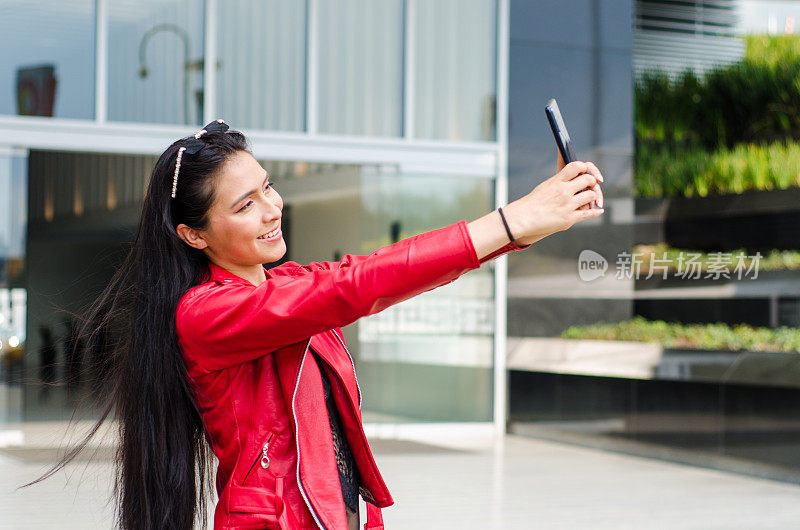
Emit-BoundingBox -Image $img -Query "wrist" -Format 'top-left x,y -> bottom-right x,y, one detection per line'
498,203 -> 527,244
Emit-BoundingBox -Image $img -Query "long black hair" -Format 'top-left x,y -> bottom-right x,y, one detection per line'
24,125 -> 251,529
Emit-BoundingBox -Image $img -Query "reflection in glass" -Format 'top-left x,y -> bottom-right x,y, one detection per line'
357,170 -> 496,422
317,0 -> 403,137
217,0 -> 306,132
414,0 -> 497,142
0,149 -> 27,423
108,0 -> 205,125
0,0 -> 95,119
259,163 -> 497,422
19,151 -> 497,426
21,151 -> 153,421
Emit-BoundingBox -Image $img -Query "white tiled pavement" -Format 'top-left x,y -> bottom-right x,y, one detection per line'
3,427 -> 800,529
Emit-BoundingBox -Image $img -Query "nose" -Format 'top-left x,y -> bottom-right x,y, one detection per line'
261,193 -> 282,222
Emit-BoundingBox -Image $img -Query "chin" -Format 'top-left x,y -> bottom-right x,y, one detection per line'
262,242 -> 287,264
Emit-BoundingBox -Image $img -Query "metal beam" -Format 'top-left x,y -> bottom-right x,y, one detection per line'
0,116 -> 499,175
493,0 -> 510,441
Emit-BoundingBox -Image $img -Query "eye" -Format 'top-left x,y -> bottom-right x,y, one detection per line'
263,182 -> 273,194
237,200 -> 253,213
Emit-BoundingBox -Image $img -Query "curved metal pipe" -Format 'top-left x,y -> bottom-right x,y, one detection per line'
138,23 -> 192,124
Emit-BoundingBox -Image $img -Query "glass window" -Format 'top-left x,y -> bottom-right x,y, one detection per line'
262,161 -> 496,422
107,0 -> 205,125
0,0 -> 95,119
216,0 -> 306,132
24,150 -> 155,421
414,0 -> 498,142
317,0 -> 404,137
357,169 -> 496,422
0,149 -> 27,423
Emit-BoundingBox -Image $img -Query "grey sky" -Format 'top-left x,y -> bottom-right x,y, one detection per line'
738,0 -> 800,34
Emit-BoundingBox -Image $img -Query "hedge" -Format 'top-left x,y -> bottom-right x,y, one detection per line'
635,140 -> 800,197
632,243 -> 800,272
561,316 -> 800,353
635,34 -> 800,150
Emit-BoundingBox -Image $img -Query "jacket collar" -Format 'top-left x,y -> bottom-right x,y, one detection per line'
207,261 -> 268,286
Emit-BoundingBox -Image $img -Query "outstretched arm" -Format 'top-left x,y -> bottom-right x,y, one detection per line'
178,158 -> 606,373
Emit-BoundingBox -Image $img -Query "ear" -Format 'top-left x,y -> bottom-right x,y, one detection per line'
176,223 -> 209,250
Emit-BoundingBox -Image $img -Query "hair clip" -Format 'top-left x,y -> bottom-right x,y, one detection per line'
170,119 -> 231,199
205,118 -> 229,134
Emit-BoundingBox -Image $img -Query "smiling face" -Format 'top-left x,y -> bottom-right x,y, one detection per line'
176,150 -> 286,284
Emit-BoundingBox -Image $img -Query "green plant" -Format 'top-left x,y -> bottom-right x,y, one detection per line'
635,140 -> 800,197
635,70 -> 704,147
635,35 -> 800,151
561,316 -> 800,353
744,34 -> 800,67
633,243 -> 800,272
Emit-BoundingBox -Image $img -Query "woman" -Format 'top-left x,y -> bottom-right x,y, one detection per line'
33,120 -> 604,530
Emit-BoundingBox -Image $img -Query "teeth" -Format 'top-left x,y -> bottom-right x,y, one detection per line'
258,227 -> 279,239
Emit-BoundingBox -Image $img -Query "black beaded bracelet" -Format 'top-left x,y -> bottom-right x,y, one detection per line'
497,207 -> 516,244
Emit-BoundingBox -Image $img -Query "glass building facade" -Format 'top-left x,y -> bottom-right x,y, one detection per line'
0,0 -> 505,431
4,0 -> 800,485
107,0 -> 206,125
1,0 -> 96,120
505,0 -> 800,482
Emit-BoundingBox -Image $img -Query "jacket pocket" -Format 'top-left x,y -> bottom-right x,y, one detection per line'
227,477 -> 301,529
228,484 -> 282,515
242,432 -> 275,485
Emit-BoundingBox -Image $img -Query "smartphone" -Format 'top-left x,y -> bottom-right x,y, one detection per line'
545,98 -> 596,207
545,98 -> 576,163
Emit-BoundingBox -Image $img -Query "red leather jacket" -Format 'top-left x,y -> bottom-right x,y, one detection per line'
175,220 -> 527,529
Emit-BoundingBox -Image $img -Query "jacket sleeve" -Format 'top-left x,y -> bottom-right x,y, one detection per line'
303,238 -> 531,272
176,220 -> 528,373
477,241 -> 531,264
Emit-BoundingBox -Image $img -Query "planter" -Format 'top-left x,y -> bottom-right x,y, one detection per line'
633,268 -> 800,290
630,268 -> 800,329
507,337 -> 800,388
634,188 -> 800,251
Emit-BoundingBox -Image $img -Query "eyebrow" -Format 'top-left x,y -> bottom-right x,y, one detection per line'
230,172 -> 270,209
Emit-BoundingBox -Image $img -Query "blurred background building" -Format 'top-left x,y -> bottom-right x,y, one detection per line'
0,0 -> 511,438
2,0 -> 800,485
507,0 -> 800,484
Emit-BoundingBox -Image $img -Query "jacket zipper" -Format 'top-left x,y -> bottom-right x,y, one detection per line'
330,329 -> 362,408
292,339 -> 327,530
330,329 -> 383,503
260,434 -> 274,469
243,432 -> 274,483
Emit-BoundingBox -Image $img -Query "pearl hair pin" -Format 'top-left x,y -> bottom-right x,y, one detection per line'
172,147 -> 186,198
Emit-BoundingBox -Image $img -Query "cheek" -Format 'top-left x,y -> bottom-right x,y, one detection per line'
213,217 -> 254,245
